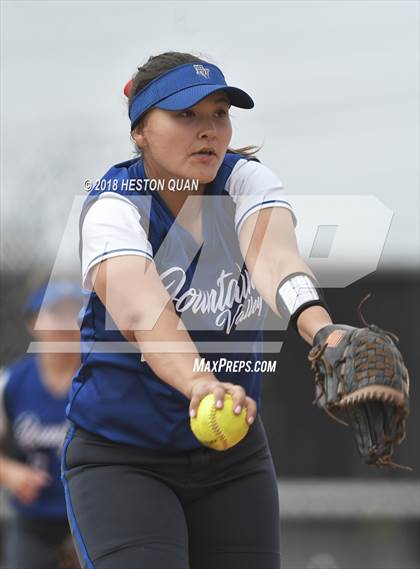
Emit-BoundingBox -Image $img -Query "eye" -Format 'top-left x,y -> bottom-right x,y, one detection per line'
178,110 -> 194,118
215,108 -> 229,118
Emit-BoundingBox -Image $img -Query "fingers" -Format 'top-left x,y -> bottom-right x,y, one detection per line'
14,468 -> 52,505
28,468 -> 53,487
223,383 -> 253,422
17,485 -> 41,505
189,393 -> 202,418
189,381 -> 234,418
189,380 -> 257,425
212,384 -> 231,410
244,395 -> 257,425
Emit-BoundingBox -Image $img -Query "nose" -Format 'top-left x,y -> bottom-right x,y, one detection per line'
198,117 -> 217,139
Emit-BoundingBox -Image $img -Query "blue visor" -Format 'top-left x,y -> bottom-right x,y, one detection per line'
25,281 -> 83,316
129,62 -> 254,129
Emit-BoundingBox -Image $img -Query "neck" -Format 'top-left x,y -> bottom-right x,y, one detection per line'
143,159 -> 206,217
37,352 -> 80,396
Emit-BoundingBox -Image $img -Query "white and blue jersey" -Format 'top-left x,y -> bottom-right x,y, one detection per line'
0,355 -> 69,518
68,152 -> 296,450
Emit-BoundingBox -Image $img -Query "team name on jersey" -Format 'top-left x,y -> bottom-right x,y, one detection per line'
13,412 -> 69,457
160,264 -> 263,334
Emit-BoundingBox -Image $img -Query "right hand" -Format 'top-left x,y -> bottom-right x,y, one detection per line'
2,460 -> 52,505
188,377 -> 257,426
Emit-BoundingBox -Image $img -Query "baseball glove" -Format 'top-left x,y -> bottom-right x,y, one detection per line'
308,295 -> 410,470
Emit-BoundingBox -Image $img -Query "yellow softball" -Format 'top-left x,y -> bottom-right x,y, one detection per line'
190,393 -> 249,451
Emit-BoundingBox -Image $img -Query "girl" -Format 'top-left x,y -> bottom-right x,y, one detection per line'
61,51 -> 333,569
0,281 -> 82,569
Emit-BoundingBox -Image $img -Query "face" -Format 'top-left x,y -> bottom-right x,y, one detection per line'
132,90 -> 233,185
28,299 -> 81,343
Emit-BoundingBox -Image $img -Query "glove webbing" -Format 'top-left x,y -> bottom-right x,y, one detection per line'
309,294 -> 412,471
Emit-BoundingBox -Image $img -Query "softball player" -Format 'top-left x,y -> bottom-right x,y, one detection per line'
61,52 -> 333,569
0,281 -> 82,569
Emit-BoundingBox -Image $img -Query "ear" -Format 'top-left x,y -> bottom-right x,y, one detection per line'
131,122 -> 147,150
25,315 -> 36,337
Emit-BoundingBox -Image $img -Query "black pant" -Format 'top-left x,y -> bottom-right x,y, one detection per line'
2,514 -> 73,569
61,414 -> 281,569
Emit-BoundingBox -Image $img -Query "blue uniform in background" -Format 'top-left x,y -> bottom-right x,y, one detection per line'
1,354 -> 69,519
0,354 -> 74,569
0,280 -> 82,569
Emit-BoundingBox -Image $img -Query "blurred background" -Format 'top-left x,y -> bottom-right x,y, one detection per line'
1,1 -> 419,568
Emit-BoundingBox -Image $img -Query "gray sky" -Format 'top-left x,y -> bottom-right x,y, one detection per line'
1,0 -> 419,275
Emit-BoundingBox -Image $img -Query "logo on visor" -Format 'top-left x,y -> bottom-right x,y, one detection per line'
193,64 -> 210,79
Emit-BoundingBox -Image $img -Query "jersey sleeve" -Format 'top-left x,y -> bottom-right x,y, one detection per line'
81,193 -> 154,290
225,158 -> 297,235
0,367 -> 11,441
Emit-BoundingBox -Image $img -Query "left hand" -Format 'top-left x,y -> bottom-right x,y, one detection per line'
308,322 -> 410,469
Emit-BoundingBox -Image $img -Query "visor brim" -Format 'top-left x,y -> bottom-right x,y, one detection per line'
154,84 -> 254,111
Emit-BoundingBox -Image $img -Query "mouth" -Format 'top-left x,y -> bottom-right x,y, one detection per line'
191,148 -> 217,157
191,148 -> 218,165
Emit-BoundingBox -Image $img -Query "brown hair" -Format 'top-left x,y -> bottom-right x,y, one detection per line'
127,51 -> 261,158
